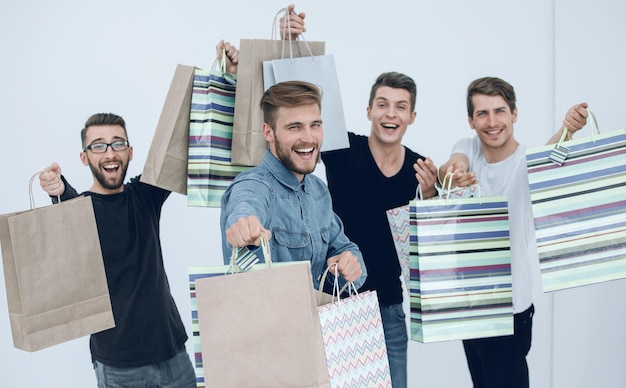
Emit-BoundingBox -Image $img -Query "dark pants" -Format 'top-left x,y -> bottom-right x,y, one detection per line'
462,304 -> 535,388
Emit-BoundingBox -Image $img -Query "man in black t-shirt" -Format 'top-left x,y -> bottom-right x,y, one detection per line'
321,72 -> 438,388
39,113 -> 196,388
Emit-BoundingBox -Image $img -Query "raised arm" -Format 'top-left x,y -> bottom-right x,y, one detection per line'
215,40 -> 239,74
546,102 -> 589,145
279,4 -> 306,41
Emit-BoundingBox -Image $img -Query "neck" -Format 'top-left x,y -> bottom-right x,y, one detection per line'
482,140 -> 520,163
368,136 -> 405,177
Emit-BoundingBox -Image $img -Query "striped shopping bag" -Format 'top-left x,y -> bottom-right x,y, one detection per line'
187,54 -> 250,207
409,196 -> 513,343
526,124 -> 626,292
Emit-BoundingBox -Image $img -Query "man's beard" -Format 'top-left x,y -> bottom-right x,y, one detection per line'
274,136 -> 319,176
88,160 -> 129,190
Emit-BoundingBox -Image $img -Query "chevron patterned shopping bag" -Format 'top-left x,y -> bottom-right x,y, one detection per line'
386,205 -> 411,294
316,267 -> 391,388
409,196 -> 513,343
187,54 -> 250,207
526,122 -> 626,292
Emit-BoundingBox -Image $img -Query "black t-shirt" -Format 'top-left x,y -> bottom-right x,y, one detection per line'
322,132 -> 424,306
60,176 -> 187,368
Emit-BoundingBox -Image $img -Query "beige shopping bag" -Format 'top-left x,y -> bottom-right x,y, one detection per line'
194,240 -> 330,387
141,64 -> 196,193
0,177 -> 114,352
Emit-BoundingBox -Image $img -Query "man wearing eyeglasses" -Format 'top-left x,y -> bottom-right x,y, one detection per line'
38,113 -> 196,387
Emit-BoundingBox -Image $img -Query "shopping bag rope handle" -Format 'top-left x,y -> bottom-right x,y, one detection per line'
419,172 -> 483,203
318,263 -> 352,304
272,7 -> 315,61
228,234 -> 272,274
29,170 -> 61,210
559,109 -> 600,146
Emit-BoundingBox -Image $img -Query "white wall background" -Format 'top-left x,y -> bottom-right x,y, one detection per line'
0,0 -> 624,386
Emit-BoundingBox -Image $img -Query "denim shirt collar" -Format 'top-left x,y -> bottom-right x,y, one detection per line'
262,150 -> 311,193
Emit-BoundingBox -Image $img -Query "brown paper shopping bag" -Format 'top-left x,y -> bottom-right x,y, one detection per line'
0,176 -> 114,351
232,34 -> 324,166
194,239 -> 330,387
141,64 -> 196,194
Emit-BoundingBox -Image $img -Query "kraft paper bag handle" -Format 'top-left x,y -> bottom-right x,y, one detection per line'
550,109 -> 599,165
422,171 -> 483,203
271,6 -> 314,61
317,263 -> 351,305
29,170 -> 60,209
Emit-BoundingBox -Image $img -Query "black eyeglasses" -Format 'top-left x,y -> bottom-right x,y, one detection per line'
83,140 -> 130,154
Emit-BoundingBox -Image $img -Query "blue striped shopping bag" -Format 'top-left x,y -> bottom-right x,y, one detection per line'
187,54 -> 250,207
409,196 -> 513,343
526,125 -> 626,292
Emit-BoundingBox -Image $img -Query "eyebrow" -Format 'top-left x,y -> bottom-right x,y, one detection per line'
88,135 -> 127,144
375,96 -> 409,105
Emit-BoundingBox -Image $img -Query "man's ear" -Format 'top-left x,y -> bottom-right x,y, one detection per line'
262,123 -> 274,142
80,151 -> 88,166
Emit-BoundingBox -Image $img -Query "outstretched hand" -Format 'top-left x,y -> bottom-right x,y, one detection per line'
562,102 -> 589,135
39,162 -> 65,196
225,215 -> 271,248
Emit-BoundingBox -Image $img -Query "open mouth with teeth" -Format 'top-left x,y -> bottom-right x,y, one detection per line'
484,128 -> 504,138
382,123 -> 399,130
294,146 -> 315,159
102,162 -> 121,176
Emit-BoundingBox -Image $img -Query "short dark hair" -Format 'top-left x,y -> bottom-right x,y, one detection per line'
466,77 -> 517,117
259,81 -> 322,130
368,72 -> 417,112
81,113 -> 128,148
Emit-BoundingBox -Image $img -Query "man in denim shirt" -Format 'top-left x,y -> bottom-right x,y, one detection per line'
220,81 -> 366,290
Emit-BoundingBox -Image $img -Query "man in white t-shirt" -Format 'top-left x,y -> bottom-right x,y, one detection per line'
439,76 -> 588,388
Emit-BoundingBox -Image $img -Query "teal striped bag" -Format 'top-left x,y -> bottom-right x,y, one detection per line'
409,196 -> 513,343
526,114 -> 626,292
187,53 -> 250,207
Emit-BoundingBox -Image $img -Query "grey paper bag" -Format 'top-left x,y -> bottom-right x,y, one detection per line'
231,39 -> 325,166
0,193 -> 114,352
141,64 -> 196,194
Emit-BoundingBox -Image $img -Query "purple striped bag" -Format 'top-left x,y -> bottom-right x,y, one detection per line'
526,116 -> 626,292
187,54 -> 250,207
409,196 -> 514,343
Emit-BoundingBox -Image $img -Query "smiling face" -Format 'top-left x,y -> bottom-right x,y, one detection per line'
367,86 -> 416,147
263,104 -> 323,181
468,93 -> 519,162
80,124 -> 133,194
